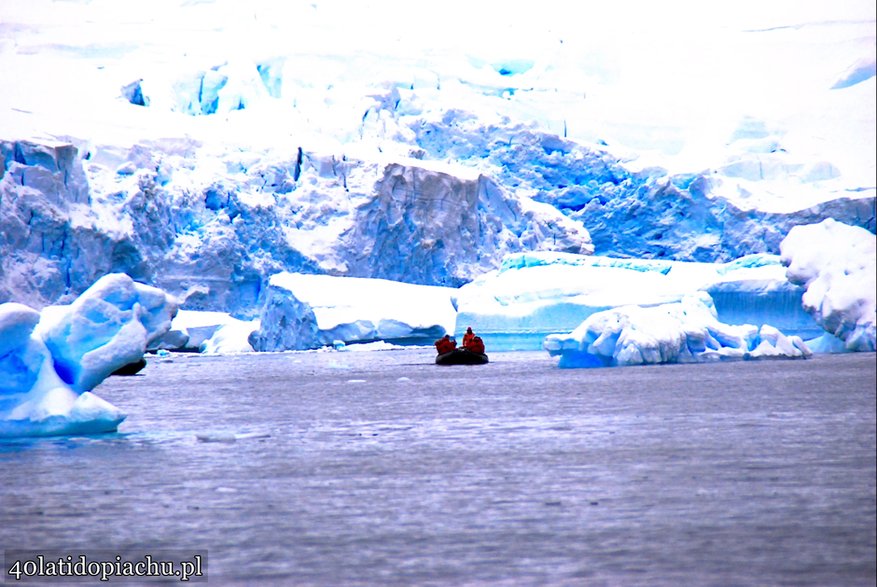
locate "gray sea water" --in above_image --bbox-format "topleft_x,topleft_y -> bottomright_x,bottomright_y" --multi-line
2,350 -> 875,586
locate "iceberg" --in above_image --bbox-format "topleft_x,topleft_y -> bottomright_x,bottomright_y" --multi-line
543,293 -> 811,368
38,274 -> 178,392
780,219 -> 876,351
152,310 -> 260,354
249,272 -> 456,351
0,274 -> 177,438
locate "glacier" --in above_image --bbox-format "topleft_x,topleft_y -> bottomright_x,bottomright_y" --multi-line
0,0 -> 874,370
0,137 -> 594,312
0,273 -> 176,438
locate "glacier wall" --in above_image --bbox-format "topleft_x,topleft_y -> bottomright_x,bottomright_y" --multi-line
0,140 -> 115,307
339,162 -> 592,286
2,2 -> 874,329
408,124 -> 876,262
1,136 -> 594,312
391,99 -> 876,258
574,180 -> 876,262
2,57 -> 874,317
5,130 -> 873,318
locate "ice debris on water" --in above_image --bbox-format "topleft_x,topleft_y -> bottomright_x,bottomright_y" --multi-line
195,431 -> 271,443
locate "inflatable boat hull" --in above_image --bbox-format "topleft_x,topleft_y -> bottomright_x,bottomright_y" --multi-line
435,349 -> 489,365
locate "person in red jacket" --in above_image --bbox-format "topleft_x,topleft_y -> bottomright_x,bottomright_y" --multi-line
468,335 -> 485,355
434,334 -> 456,355
462,326 -> 475,349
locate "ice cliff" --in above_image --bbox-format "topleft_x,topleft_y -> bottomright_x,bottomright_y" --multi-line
0,137 -> 593,312
0,140 -> 105,305
249,272 -> 456,351
3,134 -> 871,318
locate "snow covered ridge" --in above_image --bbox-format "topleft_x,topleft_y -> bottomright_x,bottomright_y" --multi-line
543,294 -> 812,369
0,274 -> 177,438
780,219 -> 876,351
249,272 -> 456,352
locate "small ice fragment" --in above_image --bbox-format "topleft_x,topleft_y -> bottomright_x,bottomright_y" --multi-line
196,432 -> 237,443
235,432 -> 271,440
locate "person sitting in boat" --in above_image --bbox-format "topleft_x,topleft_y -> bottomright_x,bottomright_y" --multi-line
434,334 -> 457,355
462,326 -> 476,349
468,335 -> 485,355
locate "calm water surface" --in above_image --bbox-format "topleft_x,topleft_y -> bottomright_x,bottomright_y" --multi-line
1,350 -> 875,586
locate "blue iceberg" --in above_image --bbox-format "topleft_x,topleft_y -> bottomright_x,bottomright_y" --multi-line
1,274 -> 177,438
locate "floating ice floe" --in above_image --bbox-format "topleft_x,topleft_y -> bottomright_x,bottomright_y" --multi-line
0,274 -> 177,437
249,272 -> 457,351
152,310 -> 260,354
780,219 -> 876,352
543,293 -> 811,368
